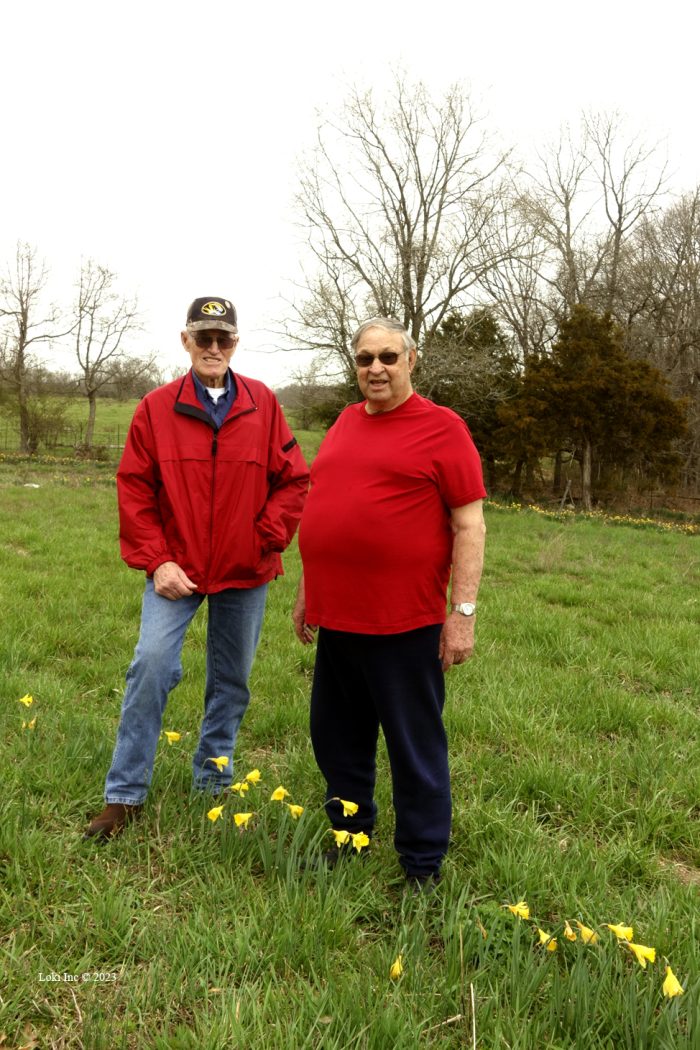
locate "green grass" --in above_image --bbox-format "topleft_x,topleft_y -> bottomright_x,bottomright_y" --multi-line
0,397 -> 142,453
1,469 -> 699,1048
59,396 -> 142,430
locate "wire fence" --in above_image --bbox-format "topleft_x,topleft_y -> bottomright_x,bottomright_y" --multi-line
0,422 -> 127,454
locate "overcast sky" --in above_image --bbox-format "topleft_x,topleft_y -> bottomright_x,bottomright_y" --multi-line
2,0 -> 699,387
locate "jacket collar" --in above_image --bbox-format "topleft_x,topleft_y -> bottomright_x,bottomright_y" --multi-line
174,369 -> 258,425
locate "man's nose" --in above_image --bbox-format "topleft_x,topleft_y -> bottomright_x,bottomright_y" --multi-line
368,357 -> 385,373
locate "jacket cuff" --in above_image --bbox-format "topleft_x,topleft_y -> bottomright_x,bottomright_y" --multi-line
146,554 -> 174,576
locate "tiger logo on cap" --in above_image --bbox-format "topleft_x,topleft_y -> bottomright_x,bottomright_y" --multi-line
201,301 -> 227,316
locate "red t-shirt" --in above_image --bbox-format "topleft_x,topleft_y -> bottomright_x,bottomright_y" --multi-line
299,393 -> 486,634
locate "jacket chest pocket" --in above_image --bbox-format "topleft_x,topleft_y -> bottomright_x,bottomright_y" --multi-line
217,444 -> 267,467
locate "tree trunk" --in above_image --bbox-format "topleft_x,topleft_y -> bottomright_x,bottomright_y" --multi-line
511,457 -> 525,499
525,458 -> 536,493
484,453 -> 497,492
581,439 -> 593,511
552,449 -> 563,494
18,389 -> 31,453
85,392 -> 97,449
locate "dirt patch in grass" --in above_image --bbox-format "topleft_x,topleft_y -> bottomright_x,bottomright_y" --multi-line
659,855 -> 700,887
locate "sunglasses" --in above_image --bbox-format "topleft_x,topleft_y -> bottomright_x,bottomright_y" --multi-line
354,349 -> 406,367
192,332 -> 236,350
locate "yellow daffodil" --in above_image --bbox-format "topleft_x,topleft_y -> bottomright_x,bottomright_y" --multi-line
234,812 -> 253,828
163,731 -> 181,745
231,782 -> 250,796
351,831 -> 370,852
563,921 -> 577,942
537,928 -> 557,952
575,921 -> 599,944
208,756 -> 229,771
18,694 -> 33,707
270,786 -> 290,801
207,805 -> 224,822
505,901 -> 530,920
287,804 -> 304,819
331,829 -> 351,846
625,942 -> 656,969
606,923 -> 633,942
245,769 -> 261,784
389,955 -> 403,979
332,797 -> 359,817
662,965 -> 684,998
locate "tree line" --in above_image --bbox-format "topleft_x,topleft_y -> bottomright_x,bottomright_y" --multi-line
0,246 -> 162,453
284,79 -> 699,509
4,80 -> 698,508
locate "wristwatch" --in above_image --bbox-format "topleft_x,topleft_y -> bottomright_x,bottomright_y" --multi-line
452,602 -> 476,617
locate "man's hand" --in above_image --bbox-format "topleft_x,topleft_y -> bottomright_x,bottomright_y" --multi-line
153,561 -> 198,600
292,576 -> 317,644
438,611 -> 475,671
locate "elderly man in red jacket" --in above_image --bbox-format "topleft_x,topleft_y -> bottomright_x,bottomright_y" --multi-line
85,297 -> 309,840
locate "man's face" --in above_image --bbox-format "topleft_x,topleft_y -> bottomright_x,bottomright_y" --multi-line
181,327 -> 239,387
355,327 -> 416,413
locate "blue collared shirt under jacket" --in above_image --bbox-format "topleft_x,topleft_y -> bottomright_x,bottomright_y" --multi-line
191,368 -> 237,428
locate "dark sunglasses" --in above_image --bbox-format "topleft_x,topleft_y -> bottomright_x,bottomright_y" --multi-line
354,349 -> 406,367
192,332 -> 236,350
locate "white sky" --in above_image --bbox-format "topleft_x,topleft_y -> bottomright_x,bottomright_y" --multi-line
2,0 -> 699,387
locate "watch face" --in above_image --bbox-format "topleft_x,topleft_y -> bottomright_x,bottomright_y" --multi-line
455,602 -> 476,616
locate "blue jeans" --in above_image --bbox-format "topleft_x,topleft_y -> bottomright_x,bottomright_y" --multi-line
105,579 -> 268,804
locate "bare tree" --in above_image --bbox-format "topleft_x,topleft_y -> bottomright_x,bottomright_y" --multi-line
476,193 -> 553,360
72,261 -> 145,448
289,78 -> 513,371
100,355 -> 164,400
516,125 -> 605,313
620,189 -> 700,487
506,116 -> 667,329
280,357 -> 356,428
584,112 -> 667,314
0,242 -> 70,452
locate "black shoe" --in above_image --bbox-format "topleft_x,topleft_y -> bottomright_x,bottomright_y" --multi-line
301,838 -> 371,872
405,873 -> 441,896
320,847 -> 345,869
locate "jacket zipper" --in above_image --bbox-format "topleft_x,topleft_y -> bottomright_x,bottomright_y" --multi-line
201,408 -> 257,590
173,375 -> 258,591
203,431 -> 218,591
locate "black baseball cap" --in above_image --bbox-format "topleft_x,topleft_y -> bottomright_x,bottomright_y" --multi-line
186,297 -> 238,332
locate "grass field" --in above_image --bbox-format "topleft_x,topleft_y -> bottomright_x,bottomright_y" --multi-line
1,445 -> 699,1048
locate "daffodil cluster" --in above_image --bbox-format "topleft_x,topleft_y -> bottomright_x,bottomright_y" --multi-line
17,693 -> 38,731
327,797 -> 370,854
503,901 -> 684,998
202,764 -> 305,828
489,501 -> 698,536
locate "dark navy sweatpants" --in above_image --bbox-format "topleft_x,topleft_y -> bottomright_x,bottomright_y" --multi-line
310,624 -> 451,877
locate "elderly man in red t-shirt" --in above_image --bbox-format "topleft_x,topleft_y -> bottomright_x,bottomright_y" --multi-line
292,317 -> 486,890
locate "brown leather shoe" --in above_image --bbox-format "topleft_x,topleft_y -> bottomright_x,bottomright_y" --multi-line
83,803 -> 143,841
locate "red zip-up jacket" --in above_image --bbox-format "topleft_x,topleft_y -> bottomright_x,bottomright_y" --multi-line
116,370 -> 309,593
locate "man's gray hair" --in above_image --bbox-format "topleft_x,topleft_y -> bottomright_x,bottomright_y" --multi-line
350,318 -> 417,354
